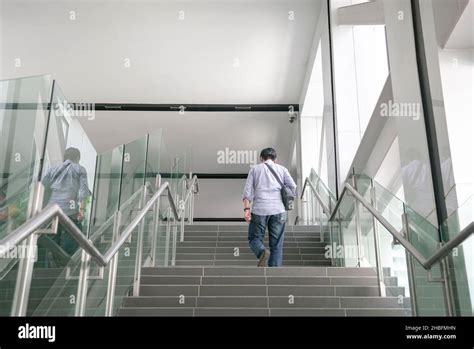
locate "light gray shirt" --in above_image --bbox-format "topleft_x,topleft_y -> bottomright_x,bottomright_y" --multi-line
242,160 -> 297,216
42,160 -> 91,216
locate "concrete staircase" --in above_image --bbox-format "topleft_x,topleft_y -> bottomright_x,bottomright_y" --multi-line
173,224 -> 331,267
119,224 -> 412,317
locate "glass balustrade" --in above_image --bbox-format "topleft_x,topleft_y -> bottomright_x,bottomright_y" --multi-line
0,75 -> 53,316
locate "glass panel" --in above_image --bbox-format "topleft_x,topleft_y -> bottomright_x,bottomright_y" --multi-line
0,75 -> 53,240
88,145 -> 124,239
441,197 -> 474,316
376,222 -> 413,316
38,82 -> 95,267
28,239 -> 80,316
0,257 -> 19,316
83,189 -> 143,316
310,169 -> 337,213
120,136 -> 147,205
300,0 -> 338,196
111,225 -> 141,316
448,234 -> 474,316
371,180 -> 405,234
418,0 -> 474,218
170,156 -> 182,201
153,198 -> 170,267
411,260 -> 447,316
330,0 -> 439,226
404,205 -> 439,259
403,205 -> 447,316
81,145 -> 125,315
145,129 -> 163,185
83,212 -> 118,316
332,194 -> 359,267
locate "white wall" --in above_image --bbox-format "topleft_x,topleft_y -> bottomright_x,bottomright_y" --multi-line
194,178 -> 247,218
438,48 -> 474,207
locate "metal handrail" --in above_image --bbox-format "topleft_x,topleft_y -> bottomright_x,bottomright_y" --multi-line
302,177 -> 474,271
424,221 -> 474,269
178,175 -> 199,242
301,177 -> 331,215
0,181 -> 179,267
310,168 -> 336,202
182,175 -> 199,207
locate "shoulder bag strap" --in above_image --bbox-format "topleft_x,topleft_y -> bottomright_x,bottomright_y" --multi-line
264,163 -> 285,188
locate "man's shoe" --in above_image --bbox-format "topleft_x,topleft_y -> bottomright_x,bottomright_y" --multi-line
258,249 -> 270,267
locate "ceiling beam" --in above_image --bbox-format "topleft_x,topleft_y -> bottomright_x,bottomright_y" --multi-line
337,0 -> 385,26
70,103 -> 299,112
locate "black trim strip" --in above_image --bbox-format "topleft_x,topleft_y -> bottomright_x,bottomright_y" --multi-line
0,103 -> 299,112
327,0 -> 340,199
94,173 -> 248,179
411,0 -> 448,225
193,173 -> 248,179
194,218 -> 245,222
37,80 -> 56,182
70,103 -> 299,112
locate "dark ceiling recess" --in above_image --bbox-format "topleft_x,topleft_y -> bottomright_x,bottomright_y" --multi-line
70,103 -> 299,112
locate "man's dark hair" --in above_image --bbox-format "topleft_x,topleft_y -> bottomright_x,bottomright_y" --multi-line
64,147 -> 81,163
260,148 -> 277,161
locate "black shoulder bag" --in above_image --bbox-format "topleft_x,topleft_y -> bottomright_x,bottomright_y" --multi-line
264,163 -> 295,211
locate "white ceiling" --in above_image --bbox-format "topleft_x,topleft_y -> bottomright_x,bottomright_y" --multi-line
79,111 -> 296,172
0,0 -> 321,104
0,0 -> 322,174
445,1 -> 474,49
432,0 -> 473,49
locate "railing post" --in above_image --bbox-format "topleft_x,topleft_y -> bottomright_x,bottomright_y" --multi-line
304,189 -> 311,225
370,180 -> 386,298
338,210 -> 344,267
402,210 -> 418,316
190,188 -> 195,225
11,182 -> 44,316
105,211 -> 121,316
440,257 -> 455,316
351,172 -> 363,267
171,218 -> 178,266
180,179 -> 186,242
133,186 -> 147,297
151,175 -> 162,266
316,201 -> 324,242
164,207 -> 171,267
75,248 -> 91,316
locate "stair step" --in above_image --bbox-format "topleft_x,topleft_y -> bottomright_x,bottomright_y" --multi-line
174,260 -> 332,267
175,247 -> 327,254
340,297 -> 411,309
269,308 -> 345,316
177,242 -> 328,248
345,308 -> 412,316
195,308 -> 269,317
118,308 -> 194,316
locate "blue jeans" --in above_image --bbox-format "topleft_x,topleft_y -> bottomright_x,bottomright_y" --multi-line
248,212 -> 287,267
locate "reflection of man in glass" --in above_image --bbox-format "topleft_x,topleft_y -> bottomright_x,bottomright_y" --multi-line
42,148 -> 91,255
0,190 -> 8,231
440,146 -> 456,215
401,148 -> 432,218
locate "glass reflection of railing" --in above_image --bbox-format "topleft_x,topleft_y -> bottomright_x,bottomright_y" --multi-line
1,75 -> 199,317
301,168 -> 474,316
310,169 -> 336,212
